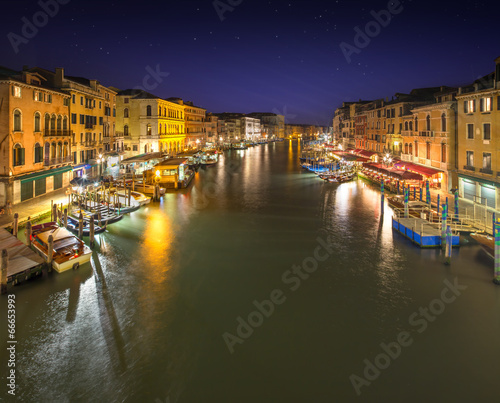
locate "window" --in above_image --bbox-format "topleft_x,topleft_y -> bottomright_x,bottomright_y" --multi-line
441,144 -> 446,163
34,112 -> 41,132
34,143 -> 43,163
441,113 -> 446,132
80,114 -> 85,125
426,142 -> 431,159
133,145 -> 138,151
13,144 -> 25,166
34,91 -> 41,101
13,110 -> 22,131
464,99 -> 475,113
466,151 -> 474,167
146,105 -> 152,116
146,124 -> 152,135
483,153 -> 492,171
414,117 -> 418,131
47,94 -> 52,103
113,108 -> 115,117
467,124 -> 474,139
124,125 -> 129,136
483,123 -> 491,140
72,94 -> 75,104
124,98 -> 129,104
71,113 -> 77,124
124,108 -> 129,118
63,117 -> 68,131
80,96 -> 84,105
13,86 -> 21,97
426,115 -> 431,131
99,117 -> 103,125
480,97 -> 492,112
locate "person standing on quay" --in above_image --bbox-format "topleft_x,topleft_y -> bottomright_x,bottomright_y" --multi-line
6,200 -> 12,215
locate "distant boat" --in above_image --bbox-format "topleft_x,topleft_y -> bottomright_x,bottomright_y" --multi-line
64,216 -> 107,236
232,142 -> 248,150
31,223 -> 92,272
201,150 -> 218,166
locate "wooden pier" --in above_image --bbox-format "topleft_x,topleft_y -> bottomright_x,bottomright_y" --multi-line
0,228 -> 45,292
392,216 -> 460,248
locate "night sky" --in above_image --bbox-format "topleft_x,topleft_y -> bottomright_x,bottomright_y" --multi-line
1,0 -> 498,125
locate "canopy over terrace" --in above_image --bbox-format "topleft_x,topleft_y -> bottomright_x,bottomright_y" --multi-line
120,152 -> 168,175
363,163 -> 423,181
331,151 -> 370,162
393,161 -> 444,187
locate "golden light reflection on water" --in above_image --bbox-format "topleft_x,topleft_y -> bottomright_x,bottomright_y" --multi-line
140,208 -> 174,280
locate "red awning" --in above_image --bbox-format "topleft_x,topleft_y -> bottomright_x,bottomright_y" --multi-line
394,162 -> 442,177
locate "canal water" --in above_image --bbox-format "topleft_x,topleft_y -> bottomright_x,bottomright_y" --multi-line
1,141 -> 499,402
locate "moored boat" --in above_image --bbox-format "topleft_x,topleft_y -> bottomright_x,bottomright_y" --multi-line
31,223 -> 92,273
470,233 -> 494,259
64,216 -> 107,236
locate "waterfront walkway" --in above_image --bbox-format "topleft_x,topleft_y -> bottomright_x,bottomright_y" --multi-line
0,188 -> 71,229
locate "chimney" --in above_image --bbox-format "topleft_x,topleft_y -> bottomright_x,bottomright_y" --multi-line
55,67 -> 64,88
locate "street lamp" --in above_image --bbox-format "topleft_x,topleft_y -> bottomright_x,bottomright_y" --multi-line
383,153 -> 392,168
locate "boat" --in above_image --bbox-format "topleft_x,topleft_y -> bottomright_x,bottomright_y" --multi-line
201,150 -> 218,166
64,216 -> 107,236
71,207 -> 124,225
116,180 -> 166,197
106,189 -> 151,206
31,223 -> 92,273
470,233 -> 494,259
232,142 -> 248,150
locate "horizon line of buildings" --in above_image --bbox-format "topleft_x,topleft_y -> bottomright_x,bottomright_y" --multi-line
332,56 -> 500,211
0,64 -> 326,206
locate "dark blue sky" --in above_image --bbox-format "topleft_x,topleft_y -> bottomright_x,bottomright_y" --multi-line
1,0 -> 498,125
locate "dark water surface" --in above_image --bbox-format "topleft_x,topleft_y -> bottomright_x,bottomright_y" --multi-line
1,141 -> 499,402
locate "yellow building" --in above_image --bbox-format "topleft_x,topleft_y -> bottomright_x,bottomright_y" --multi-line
33,67 -> 117,177
0,67 -> 73,206
456,57 -> 500,210
182,100 -> 206,148
116,90 -> 185,156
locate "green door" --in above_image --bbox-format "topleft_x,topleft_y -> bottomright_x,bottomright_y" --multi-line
21,181 -> 33,202
34,178 -> 46,197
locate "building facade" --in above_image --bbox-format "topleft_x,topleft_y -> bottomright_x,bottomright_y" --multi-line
0,67 -> 73,206
247,113 -> 285,139
183,101 -> 206,148
456,58 -> 500,210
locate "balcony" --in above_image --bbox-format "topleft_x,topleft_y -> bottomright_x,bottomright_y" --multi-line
44,129 -> 71,137
401,131 -> 413,136
463,165 -> 475,172
419,131 -> 434,137
44,156 -> 73,166
433,131 -> 448,138
115,131 -> 124,139
480,168 -> 493,175
140,134 -> 159,140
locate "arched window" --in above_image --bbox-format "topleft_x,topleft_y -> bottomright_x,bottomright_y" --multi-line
442,144 -> 447,163
34,112 -> 41,132
34,143 -> 43,163
146,105 -> 152,116
50,115 -> 56,131
57,142 -> 63,158
414,117 -> 418,132
63,116 -> 68,131
405,143 -> 409,154
124,108 -> 129,118
158,107 -> 162,116
426,115 -> 431,131
13,110 -> 22,131
146,124 -> 152,135
44,113 -> 50,133
124,125 -> 129,136
441,113 -> 446,132
13,144 -> 25,166
164,108 -> 166,117
57,115 -> 62,132
63,142 -> 69,158
51,142 -> 56,159
409,143 -> 413,155
409,121 -> 413,131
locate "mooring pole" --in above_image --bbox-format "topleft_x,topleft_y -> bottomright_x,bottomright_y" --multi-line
52,204 -> 58,224
454,190 -> 459,220
404,187 -> 409,218
89,216 -> 95,248
437,194 -> 440,214
128,187 -> 132,207
419,187 -> 423,202
50,199 -> 54,221
1,249 -> 8,294
441,203 -> 447,249
445,225 -> 452,265
78,212 -> 83,239
380,180 -> 385,215
63,208 -> 68,228
494,218 -> 500,285
13,213 -> 19,238
25,221 -> 32,248
47,235 -> 54,272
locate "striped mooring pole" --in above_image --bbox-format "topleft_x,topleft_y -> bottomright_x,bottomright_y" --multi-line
445,225 -> 452,265
413,186 -> 416,201
437,194 -> 441,214
494,217 -> 500,285
396,180 -> 399,195
426,180 -> 431,204
381,180 -> 385,216
454,191 -> 459,219
441,203 -> 447,249
404,187 -> 409,218
419,187 -> 423,202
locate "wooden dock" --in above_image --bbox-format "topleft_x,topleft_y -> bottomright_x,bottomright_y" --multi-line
392,217 -> 460,248
0,228 -> 46,290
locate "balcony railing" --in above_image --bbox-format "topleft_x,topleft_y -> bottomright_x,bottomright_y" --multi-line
479,168 -> 493,175
463,165 -> 475,172
115,131 -> 125,138
44,156 -> 73,166
419,131 -> 434,137
44,129 -> 71,136
433,131 -> 448,138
